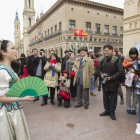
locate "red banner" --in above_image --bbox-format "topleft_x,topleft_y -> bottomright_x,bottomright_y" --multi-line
74,29 -> 88,37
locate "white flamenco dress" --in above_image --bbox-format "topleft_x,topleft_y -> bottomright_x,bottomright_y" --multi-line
0,65 -> 31,140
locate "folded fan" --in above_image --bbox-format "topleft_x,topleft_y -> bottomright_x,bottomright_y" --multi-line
6,77 -> 48,98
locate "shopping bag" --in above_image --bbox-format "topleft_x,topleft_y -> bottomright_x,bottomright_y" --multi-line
125,72 -> 135,87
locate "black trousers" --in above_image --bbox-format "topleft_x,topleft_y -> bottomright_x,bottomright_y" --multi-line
57,95 -> 70,108
70,78 -> 77,98
103,88 -> 118,116
48,87 -> 55,102
94,75 -> 102,90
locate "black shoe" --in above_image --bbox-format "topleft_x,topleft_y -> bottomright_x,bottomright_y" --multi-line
33,98 -> 39,102
110,115 -> 116,120
74,104 -> 83,108
127,109 -> 132,114
58,102 -> 62,106
41,102 -> 47,106
98,89 -> 101,91
100,111 -> 110,116
85,106 -> 88,110
48,96 -> 51,99
51,101 -> 55,105
132,110 -> 136,115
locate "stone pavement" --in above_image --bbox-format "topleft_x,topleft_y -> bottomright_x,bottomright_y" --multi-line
22,87 -> 140,140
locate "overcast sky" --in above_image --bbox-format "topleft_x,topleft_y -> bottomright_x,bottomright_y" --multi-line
0,0 -> 124,43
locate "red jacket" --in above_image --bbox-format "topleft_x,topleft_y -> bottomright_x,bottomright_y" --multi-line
94,56 -> 98,66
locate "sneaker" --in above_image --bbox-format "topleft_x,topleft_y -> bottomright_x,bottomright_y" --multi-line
135,124 -> 140,135
132,110 -> 136,115
90,93 -> 96,96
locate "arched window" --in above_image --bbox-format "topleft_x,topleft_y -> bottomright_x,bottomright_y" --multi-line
29,18 -> 31,26
29,0 -> 31,7
17,37 -> 19,41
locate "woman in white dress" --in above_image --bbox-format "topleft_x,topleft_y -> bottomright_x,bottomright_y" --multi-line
0,40 -> 34,140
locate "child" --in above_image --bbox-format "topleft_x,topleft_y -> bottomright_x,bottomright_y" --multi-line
57,70 -> 71,108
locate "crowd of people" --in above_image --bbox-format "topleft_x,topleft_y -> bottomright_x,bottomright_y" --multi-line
0,39 -> 140,140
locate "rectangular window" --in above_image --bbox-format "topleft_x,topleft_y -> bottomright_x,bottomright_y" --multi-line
94,47 -> 101,54
29,18 -> 31,26
120,27 -> 123,36
51,27 -> 53,33
29,0 -> 31,7
69,20 -> 75,29
45,31 -> 46,36
59,22 -> 62,30
86,22 -> 91,31
112,26 -> 117,35
104,25 -> 109,34
48,29 -> 49,35
95,24 -> 100,34
55,25 -> 57,32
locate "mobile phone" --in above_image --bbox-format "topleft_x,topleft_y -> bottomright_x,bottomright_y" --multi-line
40,52 -> 42,56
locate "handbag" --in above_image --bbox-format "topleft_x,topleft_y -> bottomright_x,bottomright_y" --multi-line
58,90 -> 71,100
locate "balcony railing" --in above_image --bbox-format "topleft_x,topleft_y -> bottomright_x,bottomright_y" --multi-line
43,30 -> 62,40
95,31 -> 102,34
29,30 -> 62,46
69,28 -> 75,32
112,33 -> 118,36
104,32 -> 110,35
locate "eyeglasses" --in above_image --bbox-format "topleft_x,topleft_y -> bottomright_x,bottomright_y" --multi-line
103,50 -> 110,53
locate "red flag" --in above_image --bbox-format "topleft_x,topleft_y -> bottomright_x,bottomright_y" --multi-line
74,29 -> 88,37
74,29 -> 83,36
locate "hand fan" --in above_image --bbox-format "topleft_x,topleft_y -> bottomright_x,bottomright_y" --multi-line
6,77 -> 48,98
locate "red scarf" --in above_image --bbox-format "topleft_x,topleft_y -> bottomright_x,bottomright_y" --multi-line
50,59 -> 56,64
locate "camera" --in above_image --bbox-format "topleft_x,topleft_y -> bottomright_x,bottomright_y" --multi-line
102,73 -> 109,85
40,52 -> 42,56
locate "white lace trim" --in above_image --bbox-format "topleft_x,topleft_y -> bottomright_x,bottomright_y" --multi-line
0,88 -> 9,96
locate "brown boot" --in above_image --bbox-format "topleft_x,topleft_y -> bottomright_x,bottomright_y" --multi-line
90,93 -> 96,96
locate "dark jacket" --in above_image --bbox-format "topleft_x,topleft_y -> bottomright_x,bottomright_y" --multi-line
61,56 -> 69,72
11,60 -> 20,76
27,55 -> 36,76
18,57 -> 28,76
99,55 -> 124,91
32,56 -> 47,78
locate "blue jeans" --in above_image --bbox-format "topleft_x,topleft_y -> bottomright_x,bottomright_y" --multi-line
90,75 -> 95,93
137,95 -> 140,123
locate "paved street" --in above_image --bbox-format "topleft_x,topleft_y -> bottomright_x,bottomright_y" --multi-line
22,87 -> 140,140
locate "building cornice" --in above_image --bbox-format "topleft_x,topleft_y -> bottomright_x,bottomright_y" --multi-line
28,0 -> 123,34
124,13 -> 140,21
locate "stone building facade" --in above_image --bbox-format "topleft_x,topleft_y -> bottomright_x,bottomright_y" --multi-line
124,0 -> 140,56
15,0 -> 123,58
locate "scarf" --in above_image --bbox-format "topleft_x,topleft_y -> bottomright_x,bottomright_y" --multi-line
50,59 -> 56,76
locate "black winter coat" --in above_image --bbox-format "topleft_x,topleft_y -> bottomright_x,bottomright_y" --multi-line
99,55 -> 124,91
32,56 -> 47,78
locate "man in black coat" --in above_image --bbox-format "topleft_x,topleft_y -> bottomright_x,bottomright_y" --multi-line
61,50 -> 69,72
27,48 -> 38,76
11,60 -> 20,76
32,49 -> 47,105
99,45 -> 124,121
